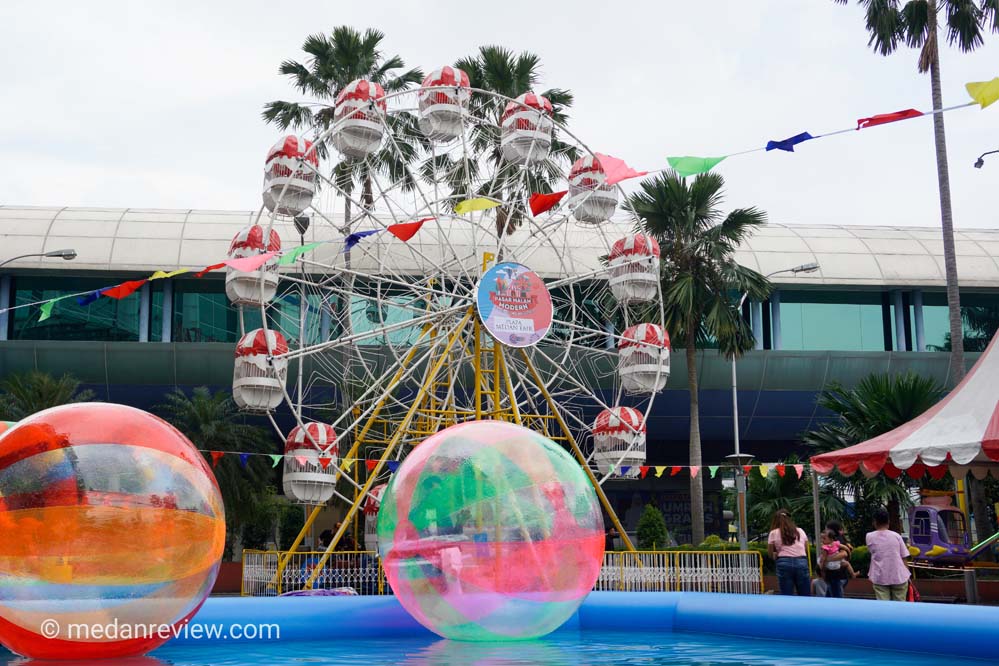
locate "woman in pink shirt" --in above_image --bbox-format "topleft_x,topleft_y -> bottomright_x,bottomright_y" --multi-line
865,508 -> 911,601
767,510 -> 810,596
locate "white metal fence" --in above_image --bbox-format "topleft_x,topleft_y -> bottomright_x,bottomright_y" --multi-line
241,550 -> 386,596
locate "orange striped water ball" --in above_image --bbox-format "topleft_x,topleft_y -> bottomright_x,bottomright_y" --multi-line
0,403 -> 225,660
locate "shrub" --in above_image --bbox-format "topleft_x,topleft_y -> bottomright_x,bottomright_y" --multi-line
850,546 -> 870,576
636,504 -> 670,550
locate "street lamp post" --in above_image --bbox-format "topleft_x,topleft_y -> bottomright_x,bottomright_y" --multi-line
973,149 -> 998,168
728,261 -> 819,550
0,249 -> 77,269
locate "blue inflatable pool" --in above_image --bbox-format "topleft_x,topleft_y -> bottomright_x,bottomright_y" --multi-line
167,592 -> 997,662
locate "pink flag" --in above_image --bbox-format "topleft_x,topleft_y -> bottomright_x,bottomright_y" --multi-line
295,455 -> 309,467
223,252 -> 277,273
596,153 -> 648,185
690,465 -> 700,478
793,464 -> 804,479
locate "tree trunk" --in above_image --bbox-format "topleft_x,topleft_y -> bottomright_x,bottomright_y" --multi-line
968,476 -> 997,544
686,328 -> 705,545
887,496 -> 903,534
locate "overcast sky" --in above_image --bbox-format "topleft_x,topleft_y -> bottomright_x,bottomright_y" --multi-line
1,1 -> 996,229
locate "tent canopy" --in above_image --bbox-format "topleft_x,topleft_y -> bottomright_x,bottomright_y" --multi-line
810,333 -> 999,479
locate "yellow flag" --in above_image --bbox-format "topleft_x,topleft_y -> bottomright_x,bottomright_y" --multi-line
654,466 -> 666,478
149,268 -> 191,281
758,464 -> 770,477
454,197 -> 501,215
966,77 -> 999,109
342,458 -> 355,472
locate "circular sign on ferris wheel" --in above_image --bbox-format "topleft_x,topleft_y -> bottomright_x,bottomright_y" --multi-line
476,262 -> 554,348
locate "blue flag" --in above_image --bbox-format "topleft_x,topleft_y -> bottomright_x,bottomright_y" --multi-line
239,453 -> 250,468
386,460 -> 400,473
766,131 -> 814,152
76,290 -> 106,306
343,229 -> 379,253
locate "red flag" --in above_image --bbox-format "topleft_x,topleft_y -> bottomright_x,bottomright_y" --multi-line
101,279 -> 147,300
209,451 -> 224,468
775,464 -> 786,478
195,263 -> 226,278
639,465 -> 650,479
365,459 -> 378,472
743,465 -> 752,475
595,153 -> 648,185
318,456 -> 333,470
670,466 -> 681,476
387,217 -> 434,242
856,109 -> 922,130
529,191 -> 568,216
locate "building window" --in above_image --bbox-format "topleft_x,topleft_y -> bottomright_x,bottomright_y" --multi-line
922,292 -> 999,352
9,276 -> 142,341
777,291 -> 888,351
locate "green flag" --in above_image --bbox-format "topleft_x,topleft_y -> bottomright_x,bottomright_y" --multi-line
277,241 -> 324,266
269,454 -> 283,468
708,465 -> 720,478
38,300 -> 56,322
667,156 -> 726,178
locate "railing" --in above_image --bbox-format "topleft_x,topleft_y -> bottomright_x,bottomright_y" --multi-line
241,550 -> 386,597
595,550 -> 764,594
242,549 -> 764,596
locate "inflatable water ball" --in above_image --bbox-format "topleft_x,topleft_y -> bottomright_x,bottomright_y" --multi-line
0,403 -> 225,660
377,420 -> 604,641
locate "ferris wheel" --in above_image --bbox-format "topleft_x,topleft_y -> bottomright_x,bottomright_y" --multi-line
226,67 -> 670,555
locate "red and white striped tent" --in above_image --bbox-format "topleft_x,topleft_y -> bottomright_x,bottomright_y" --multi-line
811,332 -> 999,480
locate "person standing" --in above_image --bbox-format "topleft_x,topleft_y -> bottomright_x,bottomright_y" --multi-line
866,508 -> 911,601
768,510 -> 810,596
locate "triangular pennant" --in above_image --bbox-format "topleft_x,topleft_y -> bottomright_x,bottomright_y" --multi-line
709,465 -> 719,478
639,465 -> 650,479
269,454 -> 283,468
238,453 -> 250,468
667,155 -> 726,178
966,77 -> 999,109
654,466 -> 666,478
765,131 -> 814,152
149,268 -> 191,281
619,465 -> 631,476
689,465 -> 700,478
776,463 -> 786,477
454,197 -> 501,215
387,217 -> 434,241
38,299 -> 60,322
223,252 -> 277,273
209,451 -> 225,468
276,241 -> 324,266
343,230 -> 380,252
343,459 -> 355,472
529,190 -> 568,216
759,464 -> 770,477
793,464 -> 804,479
856,109 -> 922,130
101,279 -> 148,300
743,465 -> 752,475
595,153 -> 648,185
670,466 -> 681,476
295,455 -> 309,467
318,456 -> 333,470
194,262 -> 226,278
609,464 -> 616,474
76,290 -> 106,306
386,460 -> 400,473
365,459 -> 378,472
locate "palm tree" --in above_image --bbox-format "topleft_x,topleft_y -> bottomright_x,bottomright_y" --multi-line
834,0 -> 997,384
628,171 -> 771,544
157,388 -> 279,557
0,371 -> 95,420
804,371 -> 945,536
452,46 -> 578,237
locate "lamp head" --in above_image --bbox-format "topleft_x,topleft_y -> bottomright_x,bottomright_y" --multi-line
791,262 -> 820,274
974,158 -> 985,169
45,249 -> 77,260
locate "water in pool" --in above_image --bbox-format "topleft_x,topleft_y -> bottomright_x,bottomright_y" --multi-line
0,631 -> 969,665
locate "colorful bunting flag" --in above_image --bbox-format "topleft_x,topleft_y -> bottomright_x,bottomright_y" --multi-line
759,464 -> 770,477
76,290 -> 105,307
709,466 -> 719,478
365,459 -> 378,472
670,466 -> 681,477
386,460 -> 400,473
276,241 -> 323,266
387,217 -> 434,241
654,466 -> 666,478
765,132 -> 814,152
529,191 -> 568,216
856,109 -> 922,130
776,463 -> 786,477
238,453 -> 250,468
667,156 -> 726,178
690,466 -> 700,478
319,456 -> 333,470
101,279 -> 147,300
639,465 -> 650,479
343,459 -> 355,472
966,77 -> 999,109
595,153 -> 648,185
38,297 -> 68,322
295,455 -> 308,467
195,262 -> 226,278
210,451 -> 224,468
343,230 -> 379,252
269,454 -> 283,468
224,252 -> 277,273
149,268 -> 190,281
743,465 -> 752,475
454,197 -> 501,215
620,466 -> 631,476
793,464 -> 804,479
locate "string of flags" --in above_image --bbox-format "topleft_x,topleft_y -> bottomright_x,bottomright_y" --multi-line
201,448 -> 403,474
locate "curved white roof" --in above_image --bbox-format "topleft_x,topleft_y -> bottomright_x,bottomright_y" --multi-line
1,205 -> 997,288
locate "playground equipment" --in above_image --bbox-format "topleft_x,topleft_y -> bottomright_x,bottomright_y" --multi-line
909,490 -> 999,565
